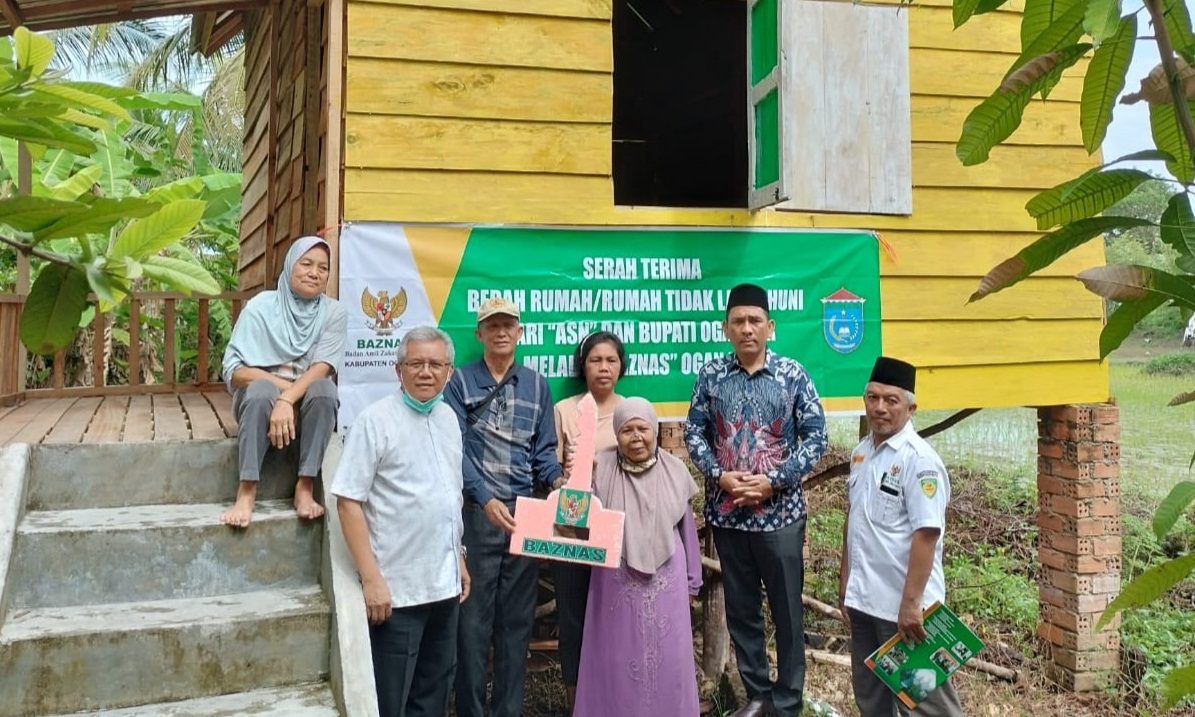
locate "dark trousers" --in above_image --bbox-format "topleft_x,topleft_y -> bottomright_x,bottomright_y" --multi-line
454,502 -> 539,717
551,561 -> 591,687
232,377 -> 338,480
370,597 -> 459,717
713,519 -> 807,717
848,608 -> 965,717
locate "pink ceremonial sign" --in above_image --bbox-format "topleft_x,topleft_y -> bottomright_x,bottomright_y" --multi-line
509,393 -> 625,568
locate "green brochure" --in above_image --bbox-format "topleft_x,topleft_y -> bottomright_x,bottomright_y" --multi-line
865,602 -> 984,709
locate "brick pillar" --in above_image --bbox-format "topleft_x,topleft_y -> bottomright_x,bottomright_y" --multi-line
1036,404 -> 1122,691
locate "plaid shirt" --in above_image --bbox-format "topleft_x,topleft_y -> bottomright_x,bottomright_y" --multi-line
446,360 -> 562,506
685,351 -> 827,531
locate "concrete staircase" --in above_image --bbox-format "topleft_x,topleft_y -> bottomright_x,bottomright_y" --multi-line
0,441 -> 340,717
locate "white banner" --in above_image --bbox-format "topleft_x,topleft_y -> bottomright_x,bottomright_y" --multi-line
337,223 -> 437,431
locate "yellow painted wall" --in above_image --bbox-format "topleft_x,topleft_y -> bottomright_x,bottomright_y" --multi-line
341,0 -> 1111,411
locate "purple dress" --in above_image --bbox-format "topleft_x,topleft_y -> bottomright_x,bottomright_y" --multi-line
573,509 -> 703,717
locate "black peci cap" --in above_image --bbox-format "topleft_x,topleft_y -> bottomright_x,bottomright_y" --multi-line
727,283 -> 769,312
869,356 -> 916,393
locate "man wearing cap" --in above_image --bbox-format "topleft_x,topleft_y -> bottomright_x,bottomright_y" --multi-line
839,357 -> 963,717
686,282 -> 828,717
446,296 -> 563,717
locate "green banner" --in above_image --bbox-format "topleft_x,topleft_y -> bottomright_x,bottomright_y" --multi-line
437,227 -> 881,414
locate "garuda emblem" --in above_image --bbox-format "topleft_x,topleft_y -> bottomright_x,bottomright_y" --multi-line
360,286 -> 407,336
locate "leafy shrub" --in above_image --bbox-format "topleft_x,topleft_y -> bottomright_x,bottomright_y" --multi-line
945,545 -> 1037,640
1144,352 -> 1195,377
1136,305 -> 1188,340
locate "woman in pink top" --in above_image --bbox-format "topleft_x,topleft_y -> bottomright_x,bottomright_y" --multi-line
551,331 -> 626,714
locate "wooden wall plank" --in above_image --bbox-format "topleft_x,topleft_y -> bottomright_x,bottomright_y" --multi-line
911,142 -> 1098,190
866,3 -> 912,214
882,277 -> 1102,320
345,114 -> 610,174
908,5 -> 1021,52
346,58 -> 611,123
911,361 -> 1110,411
911,95 -> 1081,145
353,0 -> 613,19
877,230 -> 1106,277
911,48 -> 1084,101
818,1 -> 876,211
347,4 -> 612,72
885,318 -> 1103,367
344,169 -> 1047,231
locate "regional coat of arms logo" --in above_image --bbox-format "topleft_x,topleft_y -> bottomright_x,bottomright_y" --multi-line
360,286 -> 408,335
821,287 -> 865,354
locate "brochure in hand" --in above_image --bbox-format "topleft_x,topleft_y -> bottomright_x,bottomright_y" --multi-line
865,601 -> 984,709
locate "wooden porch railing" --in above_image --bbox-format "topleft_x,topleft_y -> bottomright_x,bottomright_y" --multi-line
0,291 -> 254,405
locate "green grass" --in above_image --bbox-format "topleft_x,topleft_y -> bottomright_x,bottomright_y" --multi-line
1144,352 -> 1195,377
1111,363 -> 1195,504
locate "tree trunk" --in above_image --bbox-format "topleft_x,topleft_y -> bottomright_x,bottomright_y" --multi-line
701,532 -> 730,680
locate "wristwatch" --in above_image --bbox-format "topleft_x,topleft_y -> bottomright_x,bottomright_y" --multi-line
460,545 -> 468,560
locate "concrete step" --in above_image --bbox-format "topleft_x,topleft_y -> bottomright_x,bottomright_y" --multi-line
0,587 -> 331,717
7,499 -> 323,610
27,440 -> 305,511
40,682 -> 339,717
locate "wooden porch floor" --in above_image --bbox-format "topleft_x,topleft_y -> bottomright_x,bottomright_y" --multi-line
0,392 -> 238,447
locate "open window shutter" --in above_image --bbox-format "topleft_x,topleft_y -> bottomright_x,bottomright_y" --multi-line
775,1 -> 912,215
747,0 -> 789,209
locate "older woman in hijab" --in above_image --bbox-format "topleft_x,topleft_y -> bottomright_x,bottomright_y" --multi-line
552,330 -> 627,713
219,236 -> 347,528
573,397 -> 702,717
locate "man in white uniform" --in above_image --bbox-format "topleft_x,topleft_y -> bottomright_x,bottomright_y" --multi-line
332,326 -> 472,717
838,356 -> 964,717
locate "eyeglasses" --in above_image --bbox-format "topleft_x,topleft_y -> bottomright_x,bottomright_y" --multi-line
401,360 -> 452,373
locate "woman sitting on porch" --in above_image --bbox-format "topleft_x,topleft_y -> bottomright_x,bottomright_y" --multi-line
574,397 -> 702,717
219,236 -> 347,528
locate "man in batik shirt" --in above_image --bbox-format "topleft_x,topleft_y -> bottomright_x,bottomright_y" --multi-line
686,283 -> 827,717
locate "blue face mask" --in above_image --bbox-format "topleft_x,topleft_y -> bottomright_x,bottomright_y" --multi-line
402,390 -> 443,414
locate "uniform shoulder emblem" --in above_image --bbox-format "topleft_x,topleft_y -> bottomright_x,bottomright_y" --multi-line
918,471 -> 940,498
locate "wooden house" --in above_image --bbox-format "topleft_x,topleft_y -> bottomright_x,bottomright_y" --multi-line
0,0 -> 1121,698
235,0 -> 1110,412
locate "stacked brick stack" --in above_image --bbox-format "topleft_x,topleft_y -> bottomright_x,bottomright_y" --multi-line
658,421 -> 689,462
1035,404 -> 1122,692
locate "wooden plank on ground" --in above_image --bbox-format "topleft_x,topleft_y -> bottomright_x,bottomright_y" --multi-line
82,396 -> 130,443
42,397 -> 103,444
0,403 -> 20,423
153,394 -> 192,441
6,398 -> 78,445
123,395 -> 155,443
0,399 -> 56,445
180,392 -> 225,440
205,391 -> 239,438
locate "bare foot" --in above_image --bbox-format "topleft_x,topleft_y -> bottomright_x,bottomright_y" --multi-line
294,476 -> 326,520
220,480 -> 258,528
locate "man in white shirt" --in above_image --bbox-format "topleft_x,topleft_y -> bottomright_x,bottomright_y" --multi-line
332,326 -> 472,717
838,356 -> 964,717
